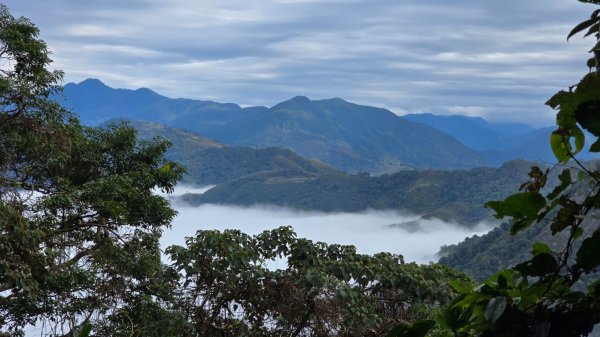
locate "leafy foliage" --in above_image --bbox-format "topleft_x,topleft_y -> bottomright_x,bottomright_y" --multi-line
0,6 -> 185,335
165,226 -> 470,337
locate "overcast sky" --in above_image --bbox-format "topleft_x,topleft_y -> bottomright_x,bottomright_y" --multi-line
4,0 -> 596,125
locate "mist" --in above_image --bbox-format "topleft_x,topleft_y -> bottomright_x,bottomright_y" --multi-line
160,186 -> 493,264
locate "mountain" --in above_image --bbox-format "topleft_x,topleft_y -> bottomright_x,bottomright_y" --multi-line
478,127 -> 556,165
61,79 -> 250,127
113,119 -> 533,226
404,113 -> 599,165
180,159 -> 535,226
60,79 -> 487,173
124,120 -> 341,185
210,96 -> 488,173
403,113 -> 535,151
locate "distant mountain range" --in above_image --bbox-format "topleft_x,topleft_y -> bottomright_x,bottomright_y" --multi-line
60,78 -> 597,173
60,79 -> 486,173
403,113 -> 537,152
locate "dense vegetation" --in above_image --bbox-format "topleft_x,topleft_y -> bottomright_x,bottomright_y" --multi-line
130,119 -> 341,185
3,0 -> 600,335
183,159 -> 534,226
438,223 -> 546,281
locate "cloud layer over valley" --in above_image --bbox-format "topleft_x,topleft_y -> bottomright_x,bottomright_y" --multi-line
160,187 -> 493,264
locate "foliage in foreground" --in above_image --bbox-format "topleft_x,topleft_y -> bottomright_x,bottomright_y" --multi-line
435,1 -> 600,336
161,226 -> 469,337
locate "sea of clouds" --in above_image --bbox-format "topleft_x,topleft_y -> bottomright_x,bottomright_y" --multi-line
159,185 -> 494,264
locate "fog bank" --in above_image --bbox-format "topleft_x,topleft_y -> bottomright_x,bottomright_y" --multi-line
161,188 -> 493,264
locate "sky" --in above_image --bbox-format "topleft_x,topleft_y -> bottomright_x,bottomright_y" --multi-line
4,0 -> 597,125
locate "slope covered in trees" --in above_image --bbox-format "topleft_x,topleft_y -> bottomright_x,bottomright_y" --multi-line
128,119 -> 341,185
182,160 -> 533,226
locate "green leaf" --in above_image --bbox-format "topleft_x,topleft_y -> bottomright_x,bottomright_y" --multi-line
572,227 -> 584,241
485,192 -> 546,219
514,253 -> 558,277
547,169 -> 572,199
550,126 -> 584,162
485,192 -> 547,234
573,126 -> 585,155
497,274 -> 508,289
550,126 -> 585,162
551,131 -> 571,162
77,322 -> 93,337
449,279 -> 472,293
576,230 -> 600,271
484,297 -> 507,323
531,243 -> 552,256
388,320 -> 435,337
568,17 -> 598,40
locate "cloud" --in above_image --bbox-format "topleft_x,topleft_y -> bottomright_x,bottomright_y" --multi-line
159,187 -> 493,264
3,0 -> 594,126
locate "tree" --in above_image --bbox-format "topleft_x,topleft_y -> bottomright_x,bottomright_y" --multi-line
166,226 -> 470,337
0,5 -> 185,335
441,1 -> 600,336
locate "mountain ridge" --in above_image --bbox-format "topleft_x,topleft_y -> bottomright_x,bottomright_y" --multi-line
60,78 -> 488,173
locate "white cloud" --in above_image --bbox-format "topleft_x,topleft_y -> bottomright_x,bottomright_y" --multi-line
162,202 -> 492,264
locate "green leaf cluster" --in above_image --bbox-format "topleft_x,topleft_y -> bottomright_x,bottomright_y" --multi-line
165,226 -> 470,337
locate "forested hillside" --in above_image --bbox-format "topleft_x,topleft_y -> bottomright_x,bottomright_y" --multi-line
182,160 -> 534,226
122,119 -> 528,226
128,119 -> 341,185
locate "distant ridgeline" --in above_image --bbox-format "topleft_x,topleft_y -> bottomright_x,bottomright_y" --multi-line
57,78 -> 581,174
